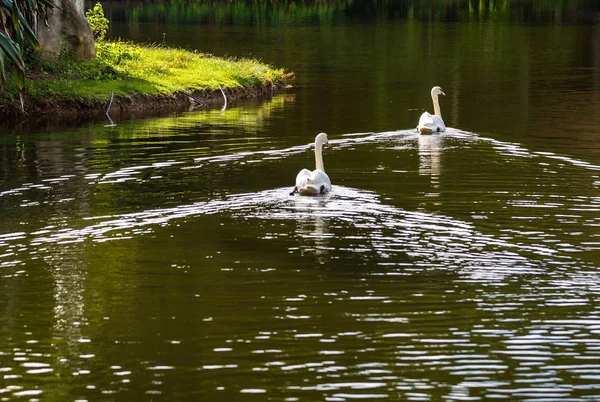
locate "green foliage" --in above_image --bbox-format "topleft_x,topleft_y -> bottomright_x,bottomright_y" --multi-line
0,0 -> 49,111
96,41 -> 141,65
86,2 -> 109,41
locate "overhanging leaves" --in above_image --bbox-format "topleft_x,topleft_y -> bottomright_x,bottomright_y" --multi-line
0,32 -> 24,68
0,51 -> 7,90
0,0 -> 51,112
10,0 -> 18,31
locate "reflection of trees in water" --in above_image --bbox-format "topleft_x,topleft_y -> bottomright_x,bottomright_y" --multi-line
36,239 -> 142,395
0,93 -> 295,184
594,24 -> 600,89
0,137 -> 39,182
105,0 -> 600,25
98,92 -> 295,141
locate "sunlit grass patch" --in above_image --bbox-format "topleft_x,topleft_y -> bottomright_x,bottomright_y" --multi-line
25,41 -> 291,101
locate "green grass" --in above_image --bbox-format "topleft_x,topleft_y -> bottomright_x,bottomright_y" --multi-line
24,41 -> 291,101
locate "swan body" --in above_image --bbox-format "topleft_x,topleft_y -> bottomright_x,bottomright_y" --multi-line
291,133 -> 332,196
417,86 -> 446,134
417,112 -> 445,134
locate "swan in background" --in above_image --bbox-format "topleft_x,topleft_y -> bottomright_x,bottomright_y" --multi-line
290,132 -> 332,196
417,86 -> 446,134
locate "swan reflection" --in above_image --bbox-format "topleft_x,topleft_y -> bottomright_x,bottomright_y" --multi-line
418,134 -> 443,197
294,213 -> 331,260
287,195 -> 333,261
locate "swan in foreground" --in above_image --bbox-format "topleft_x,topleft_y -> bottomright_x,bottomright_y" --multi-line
290,132 -> 332,196
417,86 -> 446,134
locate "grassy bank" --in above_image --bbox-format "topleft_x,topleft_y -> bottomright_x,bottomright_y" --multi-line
1,40 -> 292,118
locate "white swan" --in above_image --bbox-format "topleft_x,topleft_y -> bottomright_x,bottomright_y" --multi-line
417,86 -> 446,134
291,132 -> 332,196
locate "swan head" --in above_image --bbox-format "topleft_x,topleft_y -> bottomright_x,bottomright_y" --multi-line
431,86 -> 445,97
315,132 -> 331,149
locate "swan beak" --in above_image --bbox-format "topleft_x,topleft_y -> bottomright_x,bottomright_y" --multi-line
325,141 -> 332,148
440,90 -> 446,96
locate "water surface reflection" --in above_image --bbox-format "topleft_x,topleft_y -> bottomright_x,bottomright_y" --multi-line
3,0 -> 600,397
1,123 -> 599,399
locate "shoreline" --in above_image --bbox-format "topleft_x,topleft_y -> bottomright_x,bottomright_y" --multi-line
0,81 -> 289,130
0,39 -> 292,130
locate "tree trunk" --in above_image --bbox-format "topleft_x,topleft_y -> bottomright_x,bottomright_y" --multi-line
36,0 -> 95,61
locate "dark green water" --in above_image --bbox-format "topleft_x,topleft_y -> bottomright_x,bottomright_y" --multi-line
1,1 -> 600,400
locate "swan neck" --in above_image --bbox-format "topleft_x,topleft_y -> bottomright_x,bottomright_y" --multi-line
432,93 -> 442,118
315,142 -> 325,171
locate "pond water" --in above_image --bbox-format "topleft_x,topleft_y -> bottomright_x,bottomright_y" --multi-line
1,1 -> 600,400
